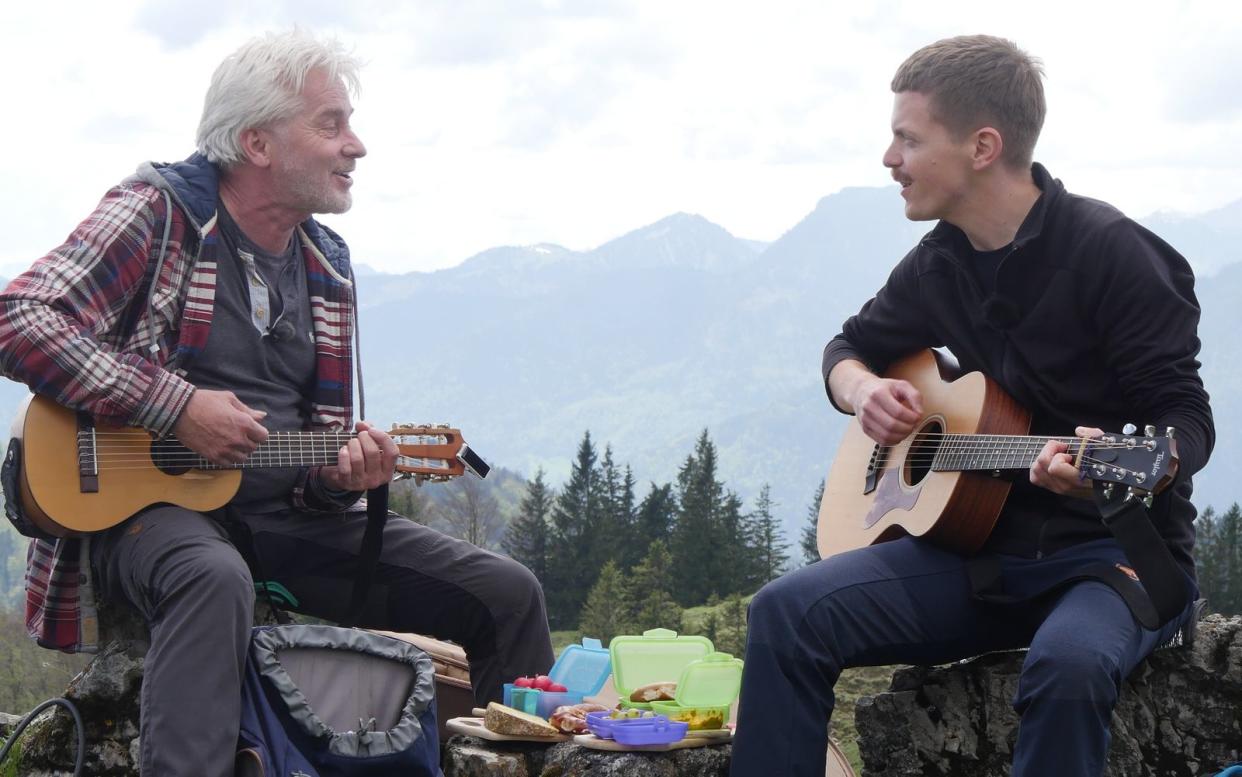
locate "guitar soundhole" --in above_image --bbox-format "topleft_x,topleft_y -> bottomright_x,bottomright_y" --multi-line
903,419 -> 943,488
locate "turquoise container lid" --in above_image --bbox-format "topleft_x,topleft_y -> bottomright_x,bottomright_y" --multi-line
548,637 -> 612,696
609,628 -> 714,698
674,651 -> 744,707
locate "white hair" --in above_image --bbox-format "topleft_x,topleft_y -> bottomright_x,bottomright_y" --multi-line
196,29 -> 362,167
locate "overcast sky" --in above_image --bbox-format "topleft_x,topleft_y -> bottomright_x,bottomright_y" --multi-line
3,1 -> 1240,275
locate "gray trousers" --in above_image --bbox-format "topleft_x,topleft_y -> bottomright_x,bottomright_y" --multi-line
93,505 -> 554,777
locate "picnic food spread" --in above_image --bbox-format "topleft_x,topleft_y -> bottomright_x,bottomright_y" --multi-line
461,630 -> 744,749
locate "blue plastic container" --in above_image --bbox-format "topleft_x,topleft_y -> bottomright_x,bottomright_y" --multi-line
502,637 -> 613,718
610,716 -> 688,746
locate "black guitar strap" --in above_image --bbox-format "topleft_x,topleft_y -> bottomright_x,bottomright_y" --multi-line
340,483 -> 389,628
1091,482 -> 1191,630
967,487 -> 1191,632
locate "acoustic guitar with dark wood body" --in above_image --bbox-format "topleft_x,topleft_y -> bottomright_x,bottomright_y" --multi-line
816,349 -> 1176,560
9,393 -> 489,538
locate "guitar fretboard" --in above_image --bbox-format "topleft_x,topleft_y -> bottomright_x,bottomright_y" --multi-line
929,435 -> 1094,472
159,431 -> 362,470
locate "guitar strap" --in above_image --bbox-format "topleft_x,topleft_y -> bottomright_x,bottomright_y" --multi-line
967,489 -> 1192,632
339,483 -> 389,628
221,485 -> 390,628
1090,483 -> 1192,630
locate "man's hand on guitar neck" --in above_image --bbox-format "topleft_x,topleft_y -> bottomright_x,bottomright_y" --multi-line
173,389 -> 269,465
1030,426 -> 1105,499
830,359 -> 924,445
318,421 -> 400,493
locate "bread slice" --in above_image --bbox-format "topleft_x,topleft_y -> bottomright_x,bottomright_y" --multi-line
483,702 -> 560,738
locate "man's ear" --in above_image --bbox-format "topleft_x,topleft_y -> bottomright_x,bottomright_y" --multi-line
238,127 -> 274,168
971,127 -> 1004,170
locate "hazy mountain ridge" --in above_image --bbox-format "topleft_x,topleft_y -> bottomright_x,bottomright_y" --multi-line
353,188 -> 1242,539
0,188 -> 1238,544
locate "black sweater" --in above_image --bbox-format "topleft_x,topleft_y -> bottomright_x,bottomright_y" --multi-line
821,164 -> 1214,577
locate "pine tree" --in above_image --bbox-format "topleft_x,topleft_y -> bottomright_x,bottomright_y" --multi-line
545,432 -> 600,629
700,609 -> 721,646
749,484 -> 790,587
594,447 -> 626,571
617,465 -> 639,570
714,593 -> 749,658
636,482 -> 676,552
579,560 -> 632,646
717,490 -> 752,596
800,480 -> 825,566
1218,503 -> 1242,615
502,469 -> 554,583
670,430 -> 727,605
628,540 -> 684,632
1195,506 -> 1224,614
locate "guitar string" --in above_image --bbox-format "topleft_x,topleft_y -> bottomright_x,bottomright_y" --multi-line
872,453 -> 1145,477
74,433 -> 452,471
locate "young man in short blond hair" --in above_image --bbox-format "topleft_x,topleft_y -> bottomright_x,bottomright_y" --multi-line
731,35 -> 1211,776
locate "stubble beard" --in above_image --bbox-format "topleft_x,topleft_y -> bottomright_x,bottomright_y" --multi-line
279,163 -> 353,216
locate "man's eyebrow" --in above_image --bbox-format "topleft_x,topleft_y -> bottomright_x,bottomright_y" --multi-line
313,106 -> 353,121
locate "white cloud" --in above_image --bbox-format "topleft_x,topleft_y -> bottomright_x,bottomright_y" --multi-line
2,0 -> 1240,275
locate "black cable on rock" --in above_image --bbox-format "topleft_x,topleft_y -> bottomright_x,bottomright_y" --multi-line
0,697 -> 85,776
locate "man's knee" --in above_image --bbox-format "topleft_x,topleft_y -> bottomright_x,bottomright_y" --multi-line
1019,641 -> 1122,706
165,541 -> 254,609
748,570 -> 830,646
489,554 -> 546,614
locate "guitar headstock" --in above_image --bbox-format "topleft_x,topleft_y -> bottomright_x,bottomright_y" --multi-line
387,424 -> 491,483
1078,425 -> 1178,505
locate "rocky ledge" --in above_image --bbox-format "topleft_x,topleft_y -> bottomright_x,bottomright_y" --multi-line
854,614 -> 1242,777
12,611 -> 1242,776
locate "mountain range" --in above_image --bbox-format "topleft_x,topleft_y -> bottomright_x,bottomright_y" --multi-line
1,184 -> 1238,544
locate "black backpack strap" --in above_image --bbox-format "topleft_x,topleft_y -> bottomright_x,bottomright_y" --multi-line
340,483 -> 389,628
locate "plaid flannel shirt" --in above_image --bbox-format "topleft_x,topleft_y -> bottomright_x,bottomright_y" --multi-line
0,154 -> 358,652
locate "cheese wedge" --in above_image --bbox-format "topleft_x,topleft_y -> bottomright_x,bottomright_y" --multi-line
483,702 -> 561,738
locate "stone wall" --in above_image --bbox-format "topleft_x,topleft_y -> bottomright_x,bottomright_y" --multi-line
854,614 -> 1242,777
11,612 -> 1242,775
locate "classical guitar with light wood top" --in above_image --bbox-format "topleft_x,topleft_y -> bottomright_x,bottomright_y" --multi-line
816,349 -> 1177,560
9,393 -> 489,537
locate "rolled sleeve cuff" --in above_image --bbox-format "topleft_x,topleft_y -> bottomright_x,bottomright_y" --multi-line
130,371 -> 196,438
297,466 -> 363,512
822,336 -> 869,416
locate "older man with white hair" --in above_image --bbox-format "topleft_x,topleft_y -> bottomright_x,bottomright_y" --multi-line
0,30 -> 554,776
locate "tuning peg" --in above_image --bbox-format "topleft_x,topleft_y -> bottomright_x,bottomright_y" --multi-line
1144,424 -> 1156,437
1166,427 -> 1176,441
1103,483 -> 1115,500
1124,487 -> 1139,503
1122,423 -> 1137,435
1144,493 -> 1154,508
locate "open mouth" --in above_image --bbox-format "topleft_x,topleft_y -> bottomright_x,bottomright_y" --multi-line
334,171 -> 353,181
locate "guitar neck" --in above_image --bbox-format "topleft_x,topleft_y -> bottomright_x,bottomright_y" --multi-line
926,434 -> 1092,473
151,431 -> 362,471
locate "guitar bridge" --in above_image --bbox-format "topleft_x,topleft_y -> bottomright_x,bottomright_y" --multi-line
76,412 -> 99,494
863,444 -> 887,495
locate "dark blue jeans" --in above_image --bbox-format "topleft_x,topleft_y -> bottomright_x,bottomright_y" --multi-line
729,537 -> 1193,777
